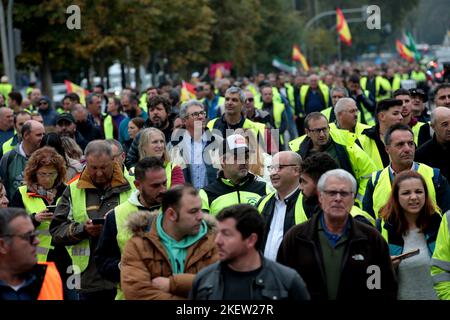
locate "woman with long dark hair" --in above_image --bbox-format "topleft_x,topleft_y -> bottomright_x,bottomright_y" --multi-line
378,170 -> 441,300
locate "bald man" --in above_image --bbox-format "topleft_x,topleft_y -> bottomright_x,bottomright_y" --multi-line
416,107 -> 450,181
256,151 -> 302,261
0,120 -> 45,198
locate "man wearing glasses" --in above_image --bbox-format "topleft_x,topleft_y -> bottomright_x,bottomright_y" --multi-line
277,169 -> 397,300
169,100 -> 219,190
0,208 -> 63,300
289,112 -> 376,205
256,151 -> 302,261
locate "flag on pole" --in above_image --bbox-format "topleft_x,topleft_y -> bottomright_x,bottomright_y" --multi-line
64,80 -> 89,105
396,40 -> 414,62
336,8 -> 352,46
292,44 -> 310,71
180,81 -> 196,102
403,31 -> 421,61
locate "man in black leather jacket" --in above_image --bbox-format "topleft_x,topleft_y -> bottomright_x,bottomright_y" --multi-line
189,204 -> 310,300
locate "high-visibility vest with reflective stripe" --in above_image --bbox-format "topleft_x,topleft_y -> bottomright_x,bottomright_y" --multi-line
411,121 -> 426,146
360,76 -> 391,102
257,191 -> 308,225
431,210 -> 450,300
2,135 -> 15,155
37,262 -> 63,300
103,114 -> 114,139
371,163 -> 438,219
67,181 -> 131,273
114,200 -> 139,300
300,84 -> 330,111
18,186 -> 54,262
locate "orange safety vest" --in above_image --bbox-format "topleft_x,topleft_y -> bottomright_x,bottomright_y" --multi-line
37,262 -> 63,300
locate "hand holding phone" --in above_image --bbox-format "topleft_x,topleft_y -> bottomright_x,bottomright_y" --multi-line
46,205 -> 57,213
91,218 -> 105,225
391,248 -> 420,262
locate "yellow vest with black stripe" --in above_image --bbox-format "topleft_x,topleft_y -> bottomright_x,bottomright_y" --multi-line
411,121 -> 426,146
257,191 -> 308,225
103,114 -> 114,139
360,76 -> 391,102
431,210 -> 450,300
18,186 -> 55,262
371,163 -> 438,219
300,84 -> 330,112
67,181 -> 131,273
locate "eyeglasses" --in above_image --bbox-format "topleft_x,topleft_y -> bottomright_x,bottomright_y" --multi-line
36,172 -> 58,178
188,111 -> 206,118
322,190 -> 354,198
2,231 -> 38,245
267,164 -> 299,172
245,98 -> 254,103
307,127 -> 329,134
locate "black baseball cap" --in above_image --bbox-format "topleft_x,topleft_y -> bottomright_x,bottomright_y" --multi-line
409,88 -> 428,102
56,113 -> 75,124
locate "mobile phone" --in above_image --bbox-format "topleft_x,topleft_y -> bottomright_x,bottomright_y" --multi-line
46,205 -> 57,213
91,218 -> 105,225
392,248 -> 420,262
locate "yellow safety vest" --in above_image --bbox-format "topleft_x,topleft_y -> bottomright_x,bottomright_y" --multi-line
360,76 -> 391,102
114,199 -> 139,300
411,70 -> 426,82
411,121 -> 426,146
391,75 -> 402,91
357,134 -> 384,171
257,191 -> 308,225
431,210 -> 450,300
371,163 -> 438,219
299,84 -> 330,112
103,114 -> 114,139
139,93 -> 148,112
18,186 -> 54,262
350,205 -> 375,226
207,118 -> 266,145
67,181 -> 131,273
2,135 -> 15,155
165,162 -> 174,190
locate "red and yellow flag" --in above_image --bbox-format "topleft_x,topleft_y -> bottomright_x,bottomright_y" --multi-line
292,44 -> 309,71
180,81 -> 196,102
64,80 -> 89,105
395,40 -> 414,62
336,8 -> 352,46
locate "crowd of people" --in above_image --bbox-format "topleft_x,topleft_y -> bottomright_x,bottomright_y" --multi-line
0,60 -> 450,301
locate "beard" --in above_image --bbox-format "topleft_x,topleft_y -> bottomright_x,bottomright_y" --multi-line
151,117 -> 168,129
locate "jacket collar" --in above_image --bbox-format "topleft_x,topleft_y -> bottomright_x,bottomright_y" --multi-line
218,171 -> 255,187
77,162 -> 129,189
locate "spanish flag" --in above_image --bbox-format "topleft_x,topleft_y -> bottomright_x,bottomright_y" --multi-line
395,40 -> 414,62
64,80 -> 89,105
292,44 -> 309,71
336,8 -> 352,46
180,81 -> 196,102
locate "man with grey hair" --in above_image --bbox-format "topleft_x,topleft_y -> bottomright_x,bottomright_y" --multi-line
321,87 -> 348,123
207,86 -> 266,147
256,151 -> 302,261
72,103 -> 103,144
86,93 -> 116,139
0,120 -> 45,198
169,100 -> 219,189
416,107 -> 450,182
50,140 -> 133,300
278,168 -> 397,300
330,98 -> 371,143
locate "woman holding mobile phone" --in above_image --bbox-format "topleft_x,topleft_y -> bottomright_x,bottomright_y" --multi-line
10,147 -> 67,264
377,170 -> 441,300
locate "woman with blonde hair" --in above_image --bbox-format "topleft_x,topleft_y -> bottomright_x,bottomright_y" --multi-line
377,170 -> 441,300
137,127 -> 184,189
